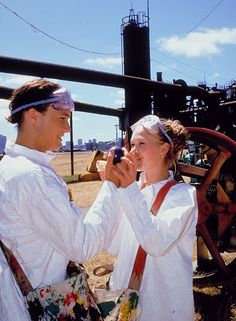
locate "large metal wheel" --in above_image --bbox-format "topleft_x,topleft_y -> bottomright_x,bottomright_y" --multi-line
178,127 -> 236,280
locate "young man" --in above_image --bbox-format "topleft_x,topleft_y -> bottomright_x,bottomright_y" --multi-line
0,79 -> 120,321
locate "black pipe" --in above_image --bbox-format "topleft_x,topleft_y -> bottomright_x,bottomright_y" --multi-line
0,86 -> 123,117
0,55 -> 208,97
69,114 -> 74,176
0,86 -> 12,100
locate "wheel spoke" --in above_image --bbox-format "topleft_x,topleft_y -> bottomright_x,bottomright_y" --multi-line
178,127 -> 236,277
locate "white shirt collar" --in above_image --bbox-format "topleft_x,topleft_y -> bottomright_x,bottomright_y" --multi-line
5,141 -> 55,166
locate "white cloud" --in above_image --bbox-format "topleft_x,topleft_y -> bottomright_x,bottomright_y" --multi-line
0,100 -> 8,108
83,57 -> 122,69
0,109 -> 9,120
3,75 -> 36,86
0,100 -> 10,123
156,27 -> 236,58
210,72 -> 221,79
71,93 -> 80,101
72,114 -> 81,122
114,99 -> 124,106
109,89 -> 124,106
1,75 -> 63,89
116,89 -> 124,96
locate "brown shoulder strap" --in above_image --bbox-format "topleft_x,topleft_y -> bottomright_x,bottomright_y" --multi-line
128,180 -> 177,290
151,180 -> 177,215
0,239 -> 85,296
0,240 -> 33,295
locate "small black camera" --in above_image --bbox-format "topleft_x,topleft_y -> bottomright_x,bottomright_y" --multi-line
110,146 -> 124,165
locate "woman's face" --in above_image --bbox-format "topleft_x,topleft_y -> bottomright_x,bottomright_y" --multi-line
130,126 -> 165,172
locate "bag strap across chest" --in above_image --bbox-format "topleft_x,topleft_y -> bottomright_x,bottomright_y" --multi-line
128,179 -> 177,290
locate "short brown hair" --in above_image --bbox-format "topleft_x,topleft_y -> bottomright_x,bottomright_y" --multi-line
7,78 -> 60,128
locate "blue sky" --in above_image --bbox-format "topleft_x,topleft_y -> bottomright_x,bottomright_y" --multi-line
0,0 -> 235,144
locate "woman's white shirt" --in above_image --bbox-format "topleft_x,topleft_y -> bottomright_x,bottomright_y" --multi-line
106,177 -> 198,321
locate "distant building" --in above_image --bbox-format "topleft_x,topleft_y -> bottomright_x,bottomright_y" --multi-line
85,141 -> 98,151
60,137 -> 124,152
65,141 -> 71,150
60,141 -> 72,151
77,138 -> 83,147
97,141 -> 108,151
0,135 -> 6,154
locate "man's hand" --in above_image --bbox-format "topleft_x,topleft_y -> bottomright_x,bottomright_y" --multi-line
104,149 -> 121,187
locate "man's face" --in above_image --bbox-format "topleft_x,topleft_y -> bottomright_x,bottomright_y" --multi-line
34,106 -> 71,152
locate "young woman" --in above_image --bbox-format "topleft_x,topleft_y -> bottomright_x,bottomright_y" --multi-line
102,115 -> 198,321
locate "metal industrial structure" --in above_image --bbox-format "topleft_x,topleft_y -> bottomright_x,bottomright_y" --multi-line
120,8 -> 236,280
0,7 -> 236,279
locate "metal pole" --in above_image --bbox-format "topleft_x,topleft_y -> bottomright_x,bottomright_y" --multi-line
115,124 -> 119,141
70,113 -> 74,176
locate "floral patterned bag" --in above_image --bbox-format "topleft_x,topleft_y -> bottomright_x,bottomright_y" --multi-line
0,243 -> 139,321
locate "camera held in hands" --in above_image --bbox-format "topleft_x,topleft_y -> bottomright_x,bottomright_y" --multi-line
110,146 -> 124,165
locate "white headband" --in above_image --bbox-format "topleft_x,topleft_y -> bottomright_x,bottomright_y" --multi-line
11,87 -> 74,116
131,115 -> 173,146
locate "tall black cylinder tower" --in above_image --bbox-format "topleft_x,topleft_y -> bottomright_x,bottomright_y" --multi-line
121,8 -> 151,130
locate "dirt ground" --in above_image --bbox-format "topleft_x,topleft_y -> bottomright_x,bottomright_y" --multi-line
51,151 -> 236,321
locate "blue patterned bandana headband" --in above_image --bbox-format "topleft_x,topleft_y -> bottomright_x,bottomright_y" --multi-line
10,87 -> 74,116
131,115 -> 173,146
